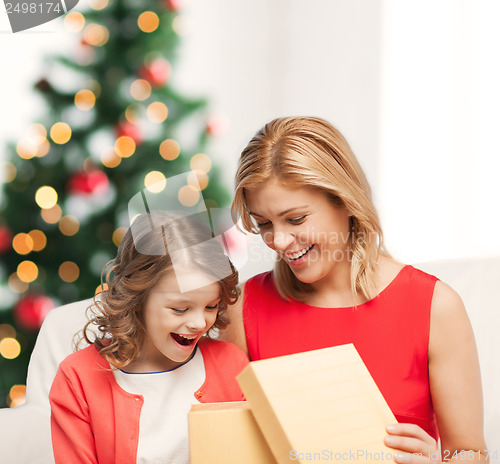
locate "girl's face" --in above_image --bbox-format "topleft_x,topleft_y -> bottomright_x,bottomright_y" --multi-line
137,270 -> 221,372
245,178 -> 352,288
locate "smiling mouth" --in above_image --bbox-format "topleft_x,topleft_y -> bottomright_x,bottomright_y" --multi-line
286,244 -> 314,261
171,333 -> 197,346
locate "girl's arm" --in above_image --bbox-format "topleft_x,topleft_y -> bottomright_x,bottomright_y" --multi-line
219,283 -> 249,357
385,280 -> 489,463
49,365 -> 98,464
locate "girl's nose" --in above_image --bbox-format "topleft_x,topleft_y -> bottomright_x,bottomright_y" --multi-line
186,310 -> 208,332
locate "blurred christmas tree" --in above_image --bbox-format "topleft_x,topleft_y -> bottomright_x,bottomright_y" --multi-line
0,0 -> 230,408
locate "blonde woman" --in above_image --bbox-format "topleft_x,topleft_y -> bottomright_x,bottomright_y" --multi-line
223,116 -> 488,463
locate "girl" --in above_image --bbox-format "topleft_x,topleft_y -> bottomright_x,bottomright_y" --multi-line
49,211 -> 249,464
223,116 -> 488,463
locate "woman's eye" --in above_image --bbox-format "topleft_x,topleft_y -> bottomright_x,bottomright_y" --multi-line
205,303 -> 219,311
171,308 -> 188,314
256,221 -> 271,229
288,215 -> 307,225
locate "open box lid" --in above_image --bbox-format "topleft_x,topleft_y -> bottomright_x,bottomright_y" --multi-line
236,343 -> 397,464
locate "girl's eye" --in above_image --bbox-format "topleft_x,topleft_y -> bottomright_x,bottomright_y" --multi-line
205,303 -> 219,311
288,215 -> 307,225
256,221 -> 271,229
171,308 -> 188,314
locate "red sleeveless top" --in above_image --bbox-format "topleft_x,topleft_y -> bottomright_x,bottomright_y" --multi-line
242,265 -> 439,440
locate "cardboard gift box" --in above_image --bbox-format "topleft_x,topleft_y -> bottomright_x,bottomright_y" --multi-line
189,343 -> 396,464
188,401 -> 277,464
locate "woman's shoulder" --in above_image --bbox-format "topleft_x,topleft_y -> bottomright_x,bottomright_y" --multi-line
376,258 -> 438,290
244,270 -> 274,289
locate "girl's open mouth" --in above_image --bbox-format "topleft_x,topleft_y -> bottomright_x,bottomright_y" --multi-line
171,333 -> 197,347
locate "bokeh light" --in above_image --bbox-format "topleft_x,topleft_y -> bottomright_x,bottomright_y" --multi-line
112,227 -> 127,247
75,89 -> 96,111
64,11 -> 85,32
28,230 -> 47,251
59,216 -> 80,236
8,273 -> 29,294
2,162 -> 17,182
35,139 -> 50,157
190,153 -> 212,173
50,122 -> 72,144
147,102 -> 168,123
159,139 -> 180,161
17,261 -> 38,283
27,123 -> 47,144
35,186 -> 58,209
9,385 -> 26,408
101,147 -> 122,168
145,171 -> 167,193
95,283 -> 109,294
130,79 -> 152,101
188,170 -> 209,191
125,103 -> 143,124
0,338 -> 21,360
41,204 -> 62,224
12,233 -> 34,255
88,0 -> 108,10
59,261 -> 80,283
178,185 -> 200,207
115,136 -> 136,158
16,140 -> 36,159
138,11 -> 159,33
83,23 -> 110,47
0,324 -> 16,340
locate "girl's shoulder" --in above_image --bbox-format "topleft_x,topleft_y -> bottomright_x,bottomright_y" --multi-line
58,343 -> 108,375
198,338 -> 249,366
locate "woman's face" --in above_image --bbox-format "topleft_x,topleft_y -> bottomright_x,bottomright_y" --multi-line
245,178 -> 352,286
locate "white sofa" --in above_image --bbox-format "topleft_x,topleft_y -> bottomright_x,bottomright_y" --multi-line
0,256 -> 498,463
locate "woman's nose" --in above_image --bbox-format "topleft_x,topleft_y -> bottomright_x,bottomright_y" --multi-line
272,230 -> 295,251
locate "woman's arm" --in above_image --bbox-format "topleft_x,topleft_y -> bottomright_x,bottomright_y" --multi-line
219,283 -> 249,357
429,280 -> 488,461
385,280 -> 488,463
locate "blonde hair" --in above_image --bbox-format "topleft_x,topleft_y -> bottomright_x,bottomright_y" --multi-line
232,116 -> 386,302
81,211 -> 239,369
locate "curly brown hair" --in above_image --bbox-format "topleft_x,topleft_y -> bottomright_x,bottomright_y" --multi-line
82,211 -> 239,369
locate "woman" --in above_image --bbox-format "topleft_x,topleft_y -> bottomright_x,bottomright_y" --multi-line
222,116 -> 488,463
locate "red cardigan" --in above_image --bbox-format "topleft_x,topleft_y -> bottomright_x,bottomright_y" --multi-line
49,339 -> 249,464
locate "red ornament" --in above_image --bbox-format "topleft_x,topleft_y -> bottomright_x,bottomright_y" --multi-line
14,294 -> 55,331
115,122 -> 143,144
138,58 -> 171,87
0,225 -> 13,254
165,0 -> 182,12
206,115 -> 228,137
68,170 -> 109,195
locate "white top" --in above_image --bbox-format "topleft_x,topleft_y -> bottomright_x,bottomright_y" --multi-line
113,347 -> 205,464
